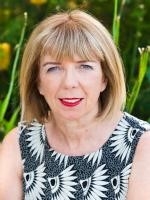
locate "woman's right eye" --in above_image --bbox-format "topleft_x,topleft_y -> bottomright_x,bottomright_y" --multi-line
47,66 -> 61,72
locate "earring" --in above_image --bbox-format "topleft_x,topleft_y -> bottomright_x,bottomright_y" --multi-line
39,91 -> 43,95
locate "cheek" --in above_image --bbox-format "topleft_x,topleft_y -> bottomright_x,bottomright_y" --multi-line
40,85 -> 53,96
38,77 -> 60,98
89,74 -> 107,92
38,79 -> 50,96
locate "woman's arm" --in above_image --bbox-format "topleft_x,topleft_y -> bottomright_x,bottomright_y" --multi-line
0,128 -> 23,199
127,130 -> 150,199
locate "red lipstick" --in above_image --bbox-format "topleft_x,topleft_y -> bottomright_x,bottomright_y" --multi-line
59,98 -> 82,107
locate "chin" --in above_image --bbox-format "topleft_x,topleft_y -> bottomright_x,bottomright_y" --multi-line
59,112 -> 83,121
64,115 -> 81,121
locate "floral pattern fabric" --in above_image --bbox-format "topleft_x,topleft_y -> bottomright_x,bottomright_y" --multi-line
18,112 -> 150,200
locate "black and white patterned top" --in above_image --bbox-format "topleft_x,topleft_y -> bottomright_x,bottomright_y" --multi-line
18,112 -> 150,200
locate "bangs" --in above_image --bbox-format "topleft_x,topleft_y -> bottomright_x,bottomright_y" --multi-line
40,22 -> 104,62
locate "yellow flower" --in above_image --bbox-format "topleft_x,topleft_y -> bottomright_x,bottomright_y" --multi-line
67,0 -> 78,9
0,43 -> 11,71
30,0 -> 47,5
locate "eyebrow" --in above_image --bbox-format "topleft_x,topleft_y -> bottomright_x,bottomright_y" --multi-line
76,60 -> 96,63
42,60 -> 96,67
42,62 -> 61,67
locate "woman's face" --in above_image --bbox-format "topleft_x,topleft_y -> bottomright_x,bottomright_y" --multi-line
38,55 -> 107,121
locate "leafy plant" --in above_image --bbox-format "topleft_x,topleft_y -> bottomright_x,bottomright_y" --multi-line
112,0 -> 150,114
112,0 -> 127,45
126,46 -> 150,113
0,12 -> 28,140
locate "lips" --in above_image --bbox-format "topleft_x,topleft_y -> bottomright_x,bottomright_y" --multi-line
59,98 -> 83,107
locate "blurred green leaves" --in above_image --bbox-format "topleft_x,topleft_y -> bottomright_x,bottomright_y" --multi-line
0,12 -> 28,139
126,46 -> 150,113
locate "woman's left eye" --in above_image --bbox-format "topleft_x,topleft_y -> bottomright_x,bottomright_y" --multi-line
80,64 -> 93,70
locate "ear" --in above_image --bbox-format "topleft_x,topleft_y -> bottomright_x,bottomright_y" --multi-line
101,76 -> 108,92
39,90 -> 43,95
37,81 -> 44,95
38,88 -> 44,95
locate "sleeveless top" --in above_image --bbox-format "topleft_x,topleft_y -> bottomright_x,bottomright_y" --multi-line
18,112 -> 150,200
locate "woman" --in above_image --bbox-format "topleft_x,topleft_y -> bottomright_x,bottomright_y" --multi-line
0,10 -> 150,200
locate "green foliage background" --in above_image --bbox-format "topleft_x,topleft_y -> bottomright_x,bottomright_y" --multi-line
0,0 -> 150,141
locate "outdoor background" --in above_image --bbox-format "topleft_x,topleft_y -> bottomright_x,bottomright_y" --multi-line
0,0 -> 150,141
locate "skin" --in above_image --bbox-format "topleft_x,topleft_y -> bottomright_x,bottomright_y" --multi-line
0,55 -> 150,199
0,128 -> 23,199
38,55 -> 109,154
127,131 -> 150,199
38,55 -> 107,121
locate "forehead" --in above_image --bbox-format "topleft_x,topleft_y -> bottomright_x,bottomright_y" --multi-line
40,54 -> 99,65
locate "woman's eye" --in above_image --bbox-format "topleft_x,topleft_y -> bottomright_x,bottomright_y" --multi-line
47,66 -> 61,72
80,64 -> 93,70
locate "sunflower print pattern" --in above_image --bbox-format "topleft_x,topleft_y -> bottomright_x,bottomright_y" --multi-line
19,112 -> 150,199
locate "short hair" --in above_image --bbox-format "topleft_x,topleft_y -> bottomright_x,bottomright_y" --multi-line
20,9 -> 126,122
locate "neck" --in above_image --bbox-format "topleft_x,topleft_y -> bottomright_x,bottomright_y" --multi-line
53,110 -> 99,140
45,110 -> 123,156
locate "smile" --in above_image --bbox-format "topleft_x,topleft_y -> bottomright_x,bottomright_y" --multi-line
59,98 -> 83,107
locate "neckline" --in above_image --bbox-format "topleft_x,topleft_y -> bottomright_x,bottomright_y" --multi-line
44,112 -> 126,158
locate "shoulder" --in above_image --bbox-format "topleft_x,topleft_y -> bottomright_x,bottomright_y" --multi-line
124,112 -> 150,165
134,130 -> 150,160
0,126 -> 23,175
0,127 -> 21,182
0,127 -> 21,167
127,130 -> 150,199
124,112 -> 150,131
1,127 -> 19,152
134,128 -> 150,159
0,128 -> 23,198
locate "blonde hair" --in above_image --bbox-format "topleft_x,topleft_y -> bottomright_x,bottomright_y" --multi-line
20,10 -> 126,122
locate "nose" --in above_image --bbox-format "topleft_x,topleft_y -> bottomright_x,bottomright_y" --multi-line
63,68 -> 79,89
